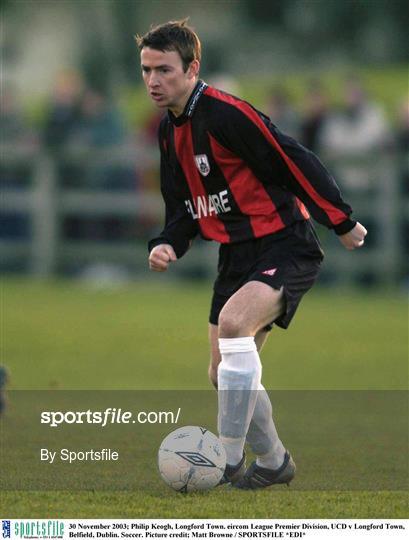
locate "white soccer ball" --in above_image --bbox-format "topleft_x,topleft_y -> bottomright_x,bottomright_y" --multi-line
158,426 -> 226,492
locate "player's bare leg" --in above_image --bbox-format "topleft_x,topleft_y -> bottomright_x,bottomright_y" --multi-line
218,281 -> 284,338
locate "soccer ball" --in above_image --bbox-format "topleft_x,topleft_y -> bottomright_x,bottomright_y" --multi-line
158,426 -> 226,492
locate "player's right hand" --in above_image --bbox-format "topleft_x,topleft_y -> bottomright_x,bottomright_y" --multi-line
148,244 -> 177,272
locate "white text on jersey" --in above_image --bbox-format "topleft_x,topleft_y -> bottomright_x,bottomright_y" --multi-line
185,189 -> 232,219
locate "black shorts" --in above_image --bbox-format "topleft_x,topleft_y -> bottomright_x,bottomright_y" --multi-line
209,220 -> 324,330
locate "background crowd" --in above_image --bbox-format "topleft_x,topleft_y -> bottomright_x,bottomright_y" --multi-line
1,0 -> 408,284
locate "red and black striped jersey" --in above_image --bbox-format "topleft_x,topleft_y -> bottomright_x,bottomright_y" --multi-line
148,80 -> 355,257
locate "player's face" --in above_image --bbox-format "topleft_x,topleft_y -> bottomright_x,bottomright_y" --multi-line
141,47 -> 199,115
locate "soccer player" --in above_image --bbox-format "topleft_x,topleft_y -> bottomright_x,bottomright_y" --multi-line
137,20 -> 367,489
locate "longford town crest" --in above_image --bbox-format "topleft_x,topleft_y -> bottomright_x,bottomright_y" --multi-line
194,154 -> 211,177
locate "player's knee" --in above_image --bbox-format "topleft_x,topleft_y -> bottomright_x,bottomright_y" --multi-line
218,313 -> 249,338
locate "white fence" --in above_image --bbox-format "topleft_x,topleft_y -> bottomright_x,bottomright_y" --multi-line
1,145 -> 407,285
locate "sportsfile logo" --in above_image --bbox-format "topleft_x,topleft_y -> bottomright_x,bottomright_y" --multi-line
12,521 -> 64,539
2,521 -> 11,539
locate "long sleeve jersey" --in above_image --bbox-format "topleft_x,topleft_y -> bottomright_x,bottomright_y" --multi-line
148,80 -> 356,258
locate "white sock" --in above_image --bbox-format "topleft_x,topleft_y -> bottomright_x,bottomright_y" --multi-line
246,385 -> 286,470
217,337 -> 261,466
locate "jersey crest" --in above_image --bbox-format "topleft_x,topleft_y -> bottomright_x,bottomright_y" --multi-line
194,154 -> 211,177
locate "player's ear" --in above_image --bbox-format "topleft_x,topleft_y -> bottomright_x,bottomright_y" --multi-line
187,60 -> 200,80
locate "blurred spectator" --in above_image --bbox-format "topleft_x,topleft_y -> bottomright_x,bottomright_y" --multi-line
42,70 -> 83,152
395,97 -> 409,196
266,86 -> 299,138
208,74 -> 241,96
300,81 -> 330,153
320,77 -> 391,191
0,88 -> 34,253
139,109 -> 164,194
77,89 -> 135,190
78,89 -> 125,147
42,75 -> 137,191
1,86 -> 35,145
142,109 -> 164,145
1,86 -> 39,190
321,77 -> 390,157
395,97 -> 409,152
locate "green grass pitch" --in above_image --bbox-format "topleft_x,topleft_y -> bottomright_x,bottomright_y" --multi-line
1,279 -> 408,518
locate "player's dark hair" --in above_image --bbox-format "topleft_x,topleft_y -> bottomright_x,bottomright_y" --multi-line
135,18 -> 201,72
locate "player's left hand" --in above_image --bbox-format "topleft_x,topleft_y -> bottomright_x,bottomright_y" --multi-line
338,222 -> 367,250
